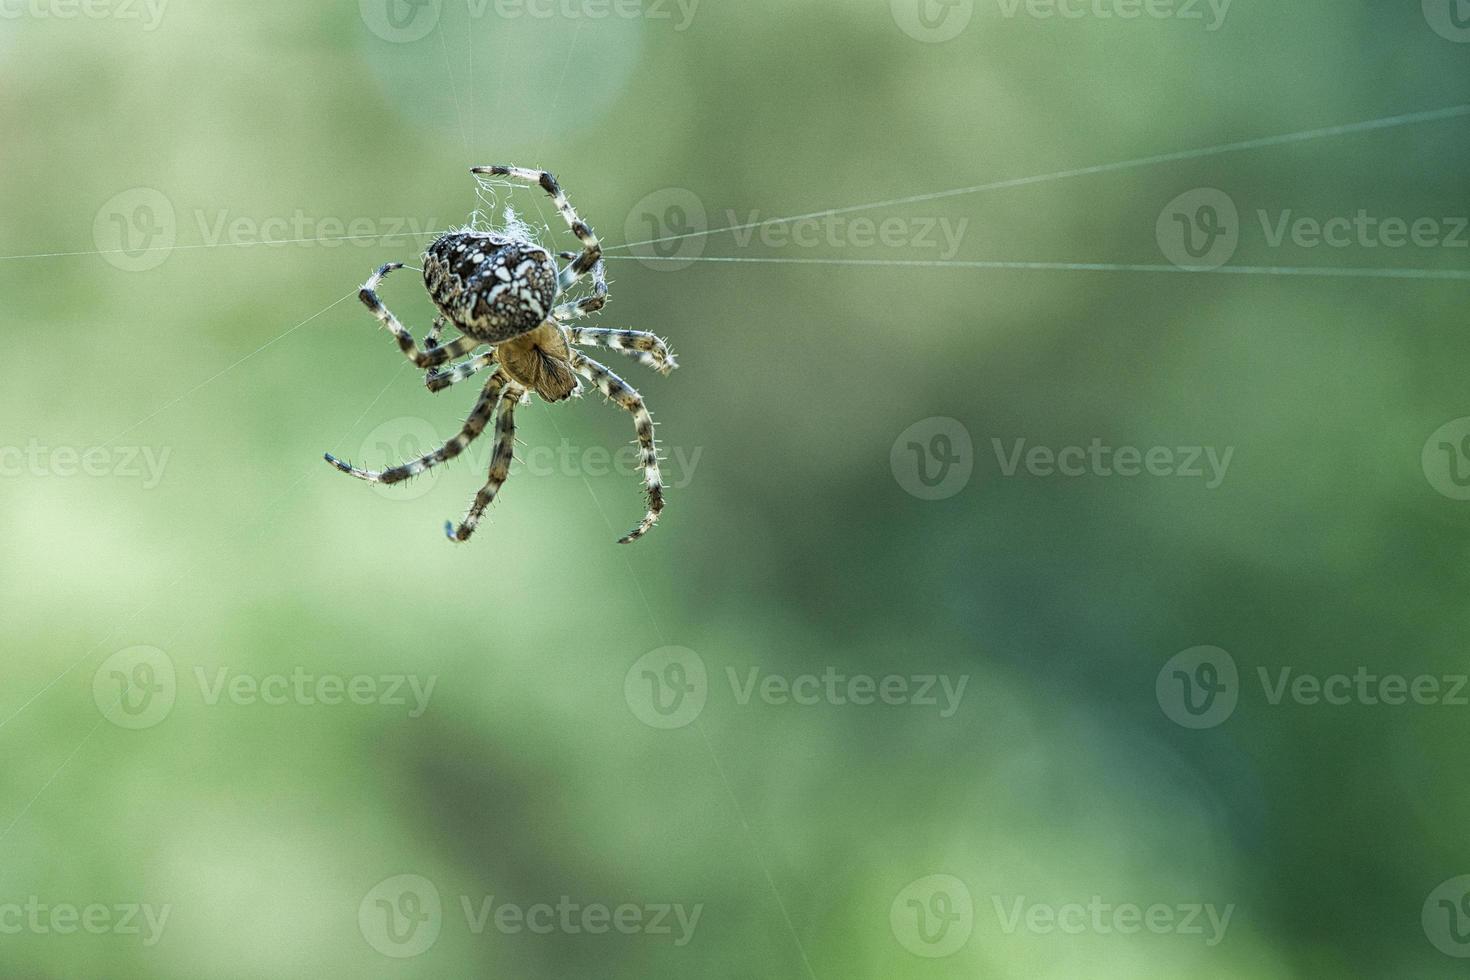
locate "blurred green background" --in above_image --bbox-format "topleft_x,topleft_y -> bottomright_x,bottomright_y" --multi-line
2,0 -> 1470,976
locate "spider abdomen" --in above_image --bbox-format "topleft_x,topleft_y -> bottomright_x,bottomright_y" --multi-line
422,231 -> 558,344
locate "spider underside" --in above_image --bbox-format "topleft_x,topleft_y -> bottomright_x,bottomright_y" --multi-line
324,166 -> 679,545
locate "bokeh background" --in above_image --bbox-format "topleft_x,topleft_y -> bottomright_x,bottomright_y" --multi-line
2,1 -> 1470,976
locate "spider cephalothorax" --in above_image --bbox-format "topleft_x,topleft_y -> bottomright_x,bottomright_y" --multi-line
323,166 -> 679,544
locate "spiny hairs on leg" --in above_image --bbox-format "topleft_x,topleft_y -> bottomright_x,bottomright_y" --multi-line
326,373 -> 507,484
566,327 -> 678,375
446,387 -> 524,543
569,351 -> 664,544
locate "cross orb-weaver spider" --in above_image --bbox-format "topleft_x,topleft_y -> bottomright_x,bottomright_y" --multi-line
324,166 -> 678,544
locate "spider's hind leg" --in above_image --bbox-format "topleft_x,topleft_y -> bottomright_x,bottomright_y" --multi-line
446,386 -> 525,543
325,372 -> 507,484
569,351 -> 665,544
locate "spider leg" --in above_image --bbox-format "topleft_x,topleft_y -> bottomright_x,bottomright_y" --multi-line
551,258 -> 607,320
470,166 -> 603,292
425,315 -> 446,349
567,327 -> 678,375
426,350 -> 497,393
446,386 -> 525,543
361,263 -> 480,369
569,351 -> 664,544
325,371 -> 508,485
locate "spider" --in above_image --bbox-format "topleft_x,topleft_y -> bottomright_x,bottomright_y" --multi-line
324,166 -> 678,544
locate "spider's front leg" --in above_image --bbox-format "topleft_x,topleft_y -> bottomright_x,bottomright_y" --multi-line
471,167 -> 602,292
360,263 -> 479,369
552,258 -> 607,321
425,350 -> 497,393
567,326 -> 678,375
568,351 -> 665,544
